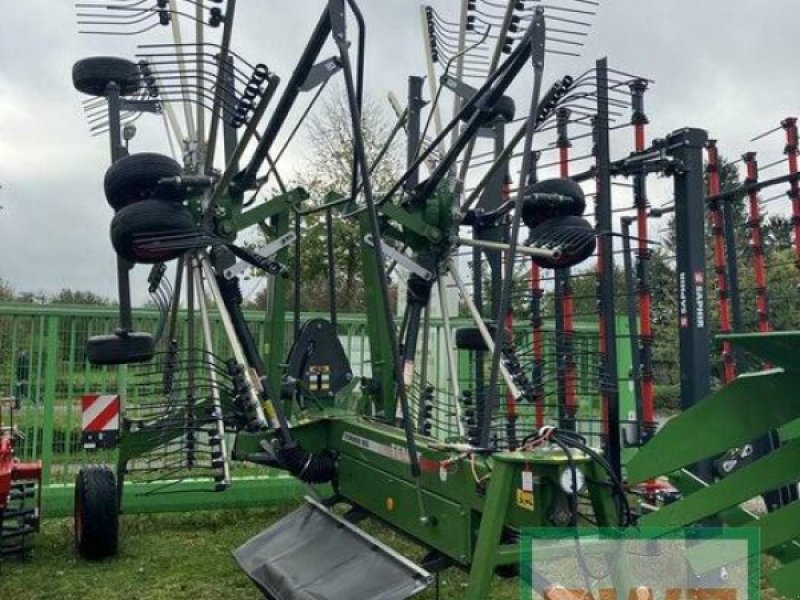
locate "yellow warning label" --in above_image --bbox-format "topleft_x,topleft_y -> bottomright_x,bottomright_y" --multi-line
516,489 -> 535,512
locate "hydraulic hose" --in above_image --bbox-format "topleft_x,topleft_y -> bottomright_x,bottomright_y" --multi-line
215,270 -> 336,484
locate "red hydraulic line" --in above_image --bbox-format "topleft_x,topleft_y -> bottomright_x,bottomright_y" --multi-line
629,79 -> 655,433
531,261 -> 545,428
559,147 -> 570,178
706,141 -> 736,384
528,153 -> 545,429
635,124 -> 645,153
556,108 -> 577,423
783,118 -> 800,268
742,152 -> 771,335
562,280 -> 577,420
594,178 -> 610,438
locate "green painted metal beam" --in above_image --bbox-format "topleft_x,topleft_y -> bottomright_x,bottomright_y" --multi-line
745,499 -> 800,553
42,476 -> 305,518
686,501 -> 800,574
627,371 -> 800,483
40,315 -> 59,486
640,438 -> 800,529
669,469 -> 800,565
235,187 -> 308,232
768,557 -> 800,598
721,331 -> 800,372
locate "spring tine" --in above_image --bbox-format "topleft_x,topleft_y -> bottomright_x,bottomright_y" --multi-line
758,157 -> 787,172
606,67 -> 654,83
79,21 -> 160,35
77,11 -> 152,24
89,110 -> 140,129
136,55 -> 250,86
139,42 -> 257,72
545,46 -> 582,57
153,82 -> 248,117
90,115 -> 142,137
544,35 -> 585,48
751,124 -> 784,142
75,0 -> 149,7
87,108 -> 139,126
538,4 -> 597,18
76,2 -> 223,36
547,26 -> 589,37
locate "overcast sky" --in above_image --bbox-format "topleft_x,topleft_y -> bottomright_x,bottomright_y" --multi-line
0,0 -> 797,305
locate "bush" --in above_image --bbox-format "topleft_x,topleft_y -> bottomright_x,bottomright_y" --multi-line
654,384 -> 681,412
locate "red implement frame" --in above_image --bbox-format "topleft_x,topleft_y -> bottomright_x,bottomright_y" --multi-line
0,436 -> 42,513
631,79 -> 656,431
557,108 -> 577,424
531,260 -> 545,429
783,118 -> 800,268
706,141 -> 736,384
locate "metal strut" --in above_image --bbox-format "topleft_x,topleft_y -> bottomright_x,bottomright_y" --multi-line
330,0 -> 422,478
480,7 -> 547,449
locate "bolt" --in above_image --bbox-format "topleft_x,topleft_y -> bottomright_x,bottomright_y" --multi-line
419,515 -> 438,527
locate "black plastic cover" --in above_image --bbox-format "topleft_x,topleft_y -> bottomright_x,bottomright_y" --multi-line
285,319 -> 353,399
234,500 -> 431,600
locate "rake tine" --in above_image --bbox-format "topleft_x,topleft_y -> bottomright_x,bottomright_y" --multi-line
751,125 -> 784,142
79,22 -> 161,36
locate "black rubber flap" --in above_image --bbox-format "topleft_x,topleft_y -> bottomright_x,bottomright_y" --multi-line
285,319 -> 353,399
234,499 -> 432,600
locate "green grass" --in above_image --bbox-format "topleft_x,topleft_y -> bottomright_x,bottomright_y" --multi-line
3,506 -> 519,600
5,506 -> 784,600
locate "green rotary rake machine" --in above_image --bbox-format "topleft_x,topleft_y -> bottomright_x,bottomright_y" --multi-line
66,0 -> 800,598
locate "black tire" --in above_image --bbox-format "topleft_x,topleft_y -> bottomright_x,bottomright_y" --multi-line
104,153 -> 183,211
74,466 -> 119,560
455,325 -> 498,351
86,332 -> 155,365
491,94 -> 516,123
529,215 -> 596,270
72,57 -> 141,97
522,177 -> 586,229
461,94 -> 516,125
110,199 -> 198,264
495,529 -> 520,578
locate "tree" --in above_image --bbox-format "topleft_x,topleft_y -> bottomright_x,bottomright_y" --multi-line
300,90 -> 403,195
0,278 -> 13,302
48,288 -> 112,306
248,89 -> 403,313
763,215 -> 794,252
0,281 -> 112,305
14,291 -> 47,304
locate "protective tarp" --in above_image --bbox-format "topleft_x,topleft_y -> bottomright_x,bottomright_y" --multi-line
234,499 -> 432,600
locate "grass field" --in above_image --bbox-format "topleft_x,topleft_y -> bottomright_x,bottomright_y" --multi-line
2,505 -> 519,600
3,504 -> 786,600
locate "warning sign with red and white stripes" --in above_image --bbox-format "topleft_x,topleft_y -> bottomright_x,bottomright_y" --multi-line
81,394 -> 120,449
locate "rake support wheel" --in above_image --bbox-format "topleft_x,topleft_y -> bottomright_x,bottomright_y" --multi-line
74,466 -> 119,560
72,57 -> 141,97
522,177 -> 587,229
528,215 -> 596,270
104,153 -> 183,210
110,199 -> 198,264
455,325 -> 499,352
86,331 -> 155,365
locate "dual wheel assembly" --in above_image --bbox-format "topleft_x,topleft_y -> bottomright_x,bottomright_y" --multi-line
73,56 -> 197,266
71,56 -> 197,560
